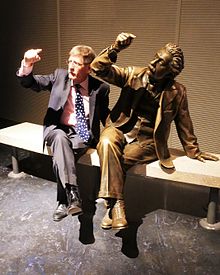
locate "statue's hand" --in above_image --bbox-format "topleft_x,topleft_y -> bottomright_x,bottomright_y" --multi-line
112,32 -> 136,52
196,152 -> 219,162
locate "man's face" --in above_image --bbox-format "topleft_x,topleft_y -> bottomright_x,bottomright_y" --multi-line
67,54 -> 90,83
147,48 -> 173,82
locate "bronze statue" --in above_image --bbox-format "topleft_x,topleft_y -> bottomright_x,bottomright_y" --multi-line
91,32 -> 219,230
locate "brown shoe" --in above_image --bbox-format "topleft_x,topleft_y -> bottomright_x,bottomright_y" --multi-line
112,200 -> 128,230
101,208 -> 112,229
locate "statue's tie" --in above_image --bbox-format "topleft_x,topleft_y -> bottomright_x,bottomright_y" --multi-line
74,84 -> 90,142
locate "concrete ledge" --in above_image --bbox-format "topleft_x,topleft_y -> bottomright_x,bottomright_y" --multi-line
0,122 -> 49,155
3,122 -> 219,190
1,122 -> 220,230
79,146 -> 220,230
80,148 -> 220,189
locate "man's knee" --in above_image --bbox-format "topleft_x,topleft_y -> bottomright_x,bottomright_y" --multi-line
46,129 -> 68,146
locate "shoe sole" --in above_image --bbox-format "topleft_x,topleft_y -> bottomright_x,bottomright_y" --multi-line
68,206 -> 83,216
101,224 -> 112,230
53,214 -> 68,222
112,224 -> 128,230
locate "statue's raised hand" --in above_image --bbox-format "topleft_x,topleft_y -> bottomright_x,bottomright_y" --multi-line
113,32 -> 136,52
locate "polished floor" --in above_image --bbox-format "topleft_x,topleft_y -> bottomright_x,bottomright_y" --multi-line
0,136 -> 220,274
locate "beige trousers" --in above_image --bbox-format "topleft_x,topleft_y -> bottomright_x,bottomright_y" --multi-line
97,126 -> 158,200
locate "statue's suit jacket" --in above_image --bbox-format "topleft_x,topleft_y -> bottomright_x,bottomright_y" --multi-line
17,68 -> 110,147
91,47 -> 201,167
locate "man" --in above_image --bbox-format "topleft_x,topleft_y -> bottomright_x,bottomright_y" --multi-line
17,45 -> 110,244
90,32 -> 219,230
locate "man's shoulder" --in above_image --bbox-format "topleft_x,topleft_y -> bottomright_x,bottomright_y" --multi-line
89,75 -> 110,89
51,68 -> 68,83
54,68 -> 68,75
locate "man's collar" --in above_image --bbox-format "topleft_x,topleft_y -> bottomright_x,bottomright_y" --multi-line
71,77 -> 89,90
79,78 -> 89,91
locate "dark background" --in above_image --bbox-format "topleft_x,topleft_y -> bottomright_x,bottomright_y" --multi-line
0,0 -> 220,153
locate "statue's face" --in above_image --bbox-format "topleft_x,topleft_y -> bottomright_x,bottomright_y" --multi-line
147,48 -> 173,81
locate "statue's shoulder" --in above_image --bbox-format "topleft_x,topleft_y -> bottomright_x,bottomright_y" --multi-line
173,80 -> 186,94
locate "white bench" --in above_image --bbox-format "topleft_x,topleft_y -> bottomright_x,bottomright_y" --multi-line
0,122 -> 220,230
0,122 -> 50,177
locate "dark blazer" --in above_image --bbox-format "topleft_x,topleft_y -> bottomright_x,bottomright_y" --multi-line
91,47 -> 201,167
17,68 -> 110,146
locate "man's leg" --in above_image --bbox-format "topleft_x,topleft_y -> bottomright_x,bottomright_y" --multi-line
52,178 -> 68,222
45,128 -> 82,221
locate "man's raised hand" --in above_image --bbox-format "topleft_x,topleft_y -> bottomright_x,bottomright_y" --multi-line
23,49 -> 42,67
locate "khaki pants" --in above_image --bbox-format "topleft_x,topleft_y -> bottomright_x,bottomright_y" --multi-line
97,126 -> 158,200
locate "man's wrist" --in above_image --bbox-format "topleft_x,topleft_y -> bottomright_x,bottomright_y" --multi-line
22,59 -> 33,68
18,60 -> 33,76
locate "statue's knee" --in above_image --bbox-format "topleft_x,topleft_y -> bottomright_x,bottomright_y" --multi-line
98,127 -> 122,150
102,135 -> 112,144
98,136 -> 111,148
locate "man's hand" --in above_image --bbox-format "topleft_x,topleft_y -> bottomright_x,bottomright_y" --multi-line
113,32 -> 136,52
196,152 -> 219,162
23,48 -> 42,67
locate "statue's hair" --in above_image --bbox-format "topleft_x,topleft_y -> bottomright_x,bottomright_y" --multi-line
69,45 -> 96,64
165,43 -> 184,77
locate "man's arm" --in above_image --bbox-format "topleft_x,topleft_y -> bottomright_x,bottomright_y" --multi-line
17,48 -> 42,77
90,33 -> 136,88
16,48 -> 55,92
